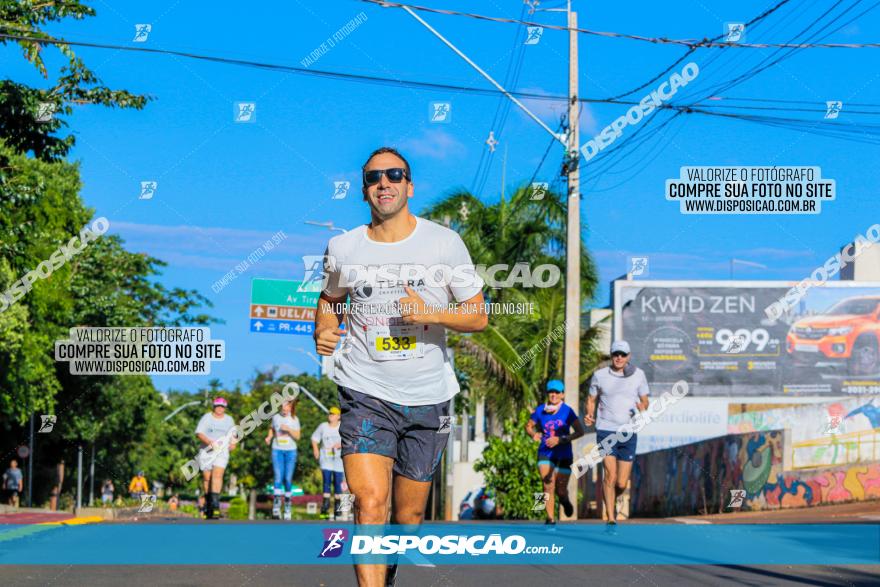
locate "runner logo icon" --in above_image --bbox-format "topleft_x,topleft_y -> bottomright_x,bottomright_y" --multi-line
727,489 -> 746,508
39,415 -> 57,433
532,492 -> 548,511
319,528 -> 349,558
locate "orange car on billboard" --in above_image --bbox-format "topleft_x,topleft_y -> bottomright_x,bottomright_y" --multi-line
786,296 -> 880,375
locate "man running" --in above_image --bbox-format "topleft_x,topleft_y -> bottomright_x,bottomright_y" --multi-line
585,340 -> 649,525
311,407 -> 345,518
265,398 -> 300,520
525,380 -> 584,524
314,147 -> 487,586
195,397 -> 237,520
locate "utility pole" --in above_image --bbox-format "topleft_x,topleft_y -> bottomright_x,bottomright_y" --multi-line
76,445 -> 83,514
400,0 -> 582,518
27,411 -> 34,507
89,442 -> 95,506
562,0 -> 581,521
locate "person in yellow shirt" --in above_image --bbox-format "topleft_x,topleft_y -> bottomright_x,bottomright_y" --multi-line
128,471 -> 148,500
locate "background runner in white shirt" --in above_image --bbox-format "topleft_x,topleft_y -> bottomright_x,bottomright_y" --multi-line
265,400 -> 300,520
585,341 -> 650,525
195,397 -> 236,519
311,408 -> 345,517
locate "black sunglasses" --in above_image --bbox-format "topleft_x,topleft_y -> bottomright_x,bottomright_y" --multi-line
363,167 -> 410,186
611,351 -> 629,358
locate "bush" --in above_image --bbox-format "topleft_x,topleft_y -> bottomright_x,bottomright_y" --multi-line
474,410 -> 544,520
227,496 -> 248,520
301,468 -> 323,496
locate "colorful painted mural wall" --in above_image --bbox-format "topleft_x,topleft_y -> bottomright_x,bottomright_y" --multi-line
631,429 -> 880,516
763,462 -> 880,508
728,395 -> 880,468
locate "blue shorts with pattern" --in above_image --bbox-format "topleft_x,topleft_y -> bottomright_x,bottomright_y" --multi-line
338,386 -> 451,482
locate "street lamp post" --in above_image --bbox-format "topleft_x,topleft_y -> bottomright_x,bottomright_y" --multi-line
163,400 -> 203,422
304,220 -> 347,234
289,347 -> 322,376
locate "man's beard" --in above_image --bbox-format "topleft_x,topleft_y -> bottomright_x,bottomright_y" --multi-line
369,192 -> 407,219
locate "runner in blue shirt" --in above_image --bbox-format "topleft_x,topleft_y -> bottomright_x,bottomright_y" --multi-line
526,379 -> 585,524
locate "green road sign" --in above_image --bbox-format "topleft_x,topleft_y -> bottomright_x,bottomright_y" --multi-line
251,279 -> 320,307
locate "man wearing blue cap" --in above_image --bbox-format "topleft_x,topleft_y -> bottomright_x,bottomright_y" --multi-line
525,379 -> 585,524
585,340 -> 650,525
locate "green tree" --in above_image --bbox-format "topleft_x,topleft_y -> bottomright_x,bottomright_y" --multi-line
0,141 -> 213,502
422,184 -> 604,421
0,0 -> 150,161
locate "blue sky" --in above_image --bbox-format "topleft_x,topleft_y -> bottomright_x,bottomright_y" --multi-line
4,0 -> 878,392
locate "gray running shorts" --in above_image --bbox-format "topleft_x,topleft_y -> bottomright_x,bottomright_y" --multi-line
338,386 -> 451,482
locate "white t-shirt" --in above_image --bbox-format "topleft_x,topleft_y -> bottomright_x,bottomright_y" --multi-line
311,421 -> 344,472
271,413 -> 300,451
195,413 -> 236,447
322,217 -> 483,405
588,366 -> 650,431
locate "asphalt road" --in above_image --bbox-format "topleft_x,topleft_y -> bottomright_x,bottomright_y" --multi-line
1,563 -> 878,586
2,503 -> 879,586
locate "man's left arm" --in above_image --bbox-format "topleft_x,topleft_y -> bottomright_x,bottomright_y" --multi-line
398,233 -> 487,332
637,371 -> 650,412
399,288 -> 487,333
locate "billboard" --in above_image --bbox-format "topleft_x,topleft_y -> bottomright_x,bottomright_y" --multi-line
636,398 -> 729,454
614,280 -> 880,396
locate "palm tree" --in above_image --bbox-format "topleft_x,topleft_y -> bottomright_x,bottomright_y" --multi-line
422,183 -> 605,429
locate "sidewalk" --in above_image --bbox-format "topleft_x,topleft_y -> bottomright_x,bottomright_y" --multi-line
0,505 -> 103,525
657,500 -> 880,525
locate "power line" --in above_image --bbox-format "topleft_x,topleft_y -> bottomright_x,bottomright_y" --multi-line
471,2 -> 530,196
361,0 -> 880,48
597,0 -> 842,173
4,31 -> 880,116
5,22 -> 878,185
606,0 -> 795,100
584,0 -> 879,185
697,0 -> 879,98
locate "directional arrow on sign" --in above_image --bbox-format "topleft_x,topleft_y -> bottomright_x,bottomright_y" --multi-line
254,321 -> 263,331
254,306 -> 264,317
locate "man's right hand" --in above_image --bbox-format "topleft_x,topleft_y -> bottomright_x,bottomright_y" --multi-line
315,327 -> 344,356
584,413 -> 595,426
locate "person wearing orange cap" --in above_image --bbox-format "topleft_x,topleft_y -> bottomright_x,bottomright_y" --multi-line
311,407 -> 345,517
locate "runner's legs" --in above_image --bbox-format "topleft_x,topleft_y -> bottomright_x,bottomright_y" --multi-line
344,453 -> 393,587
538,463 -> 557,521
602,454 -> 619,522
210,466 -> 225,493
271,449 -> 284,491
332,470 -> 344,495
284,451 -> 296,493
555,470 -> 572,516
271,449 -> 284,517
391,474 -> 431,525
200,470 -> 211,500
614,460 -> 633,518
